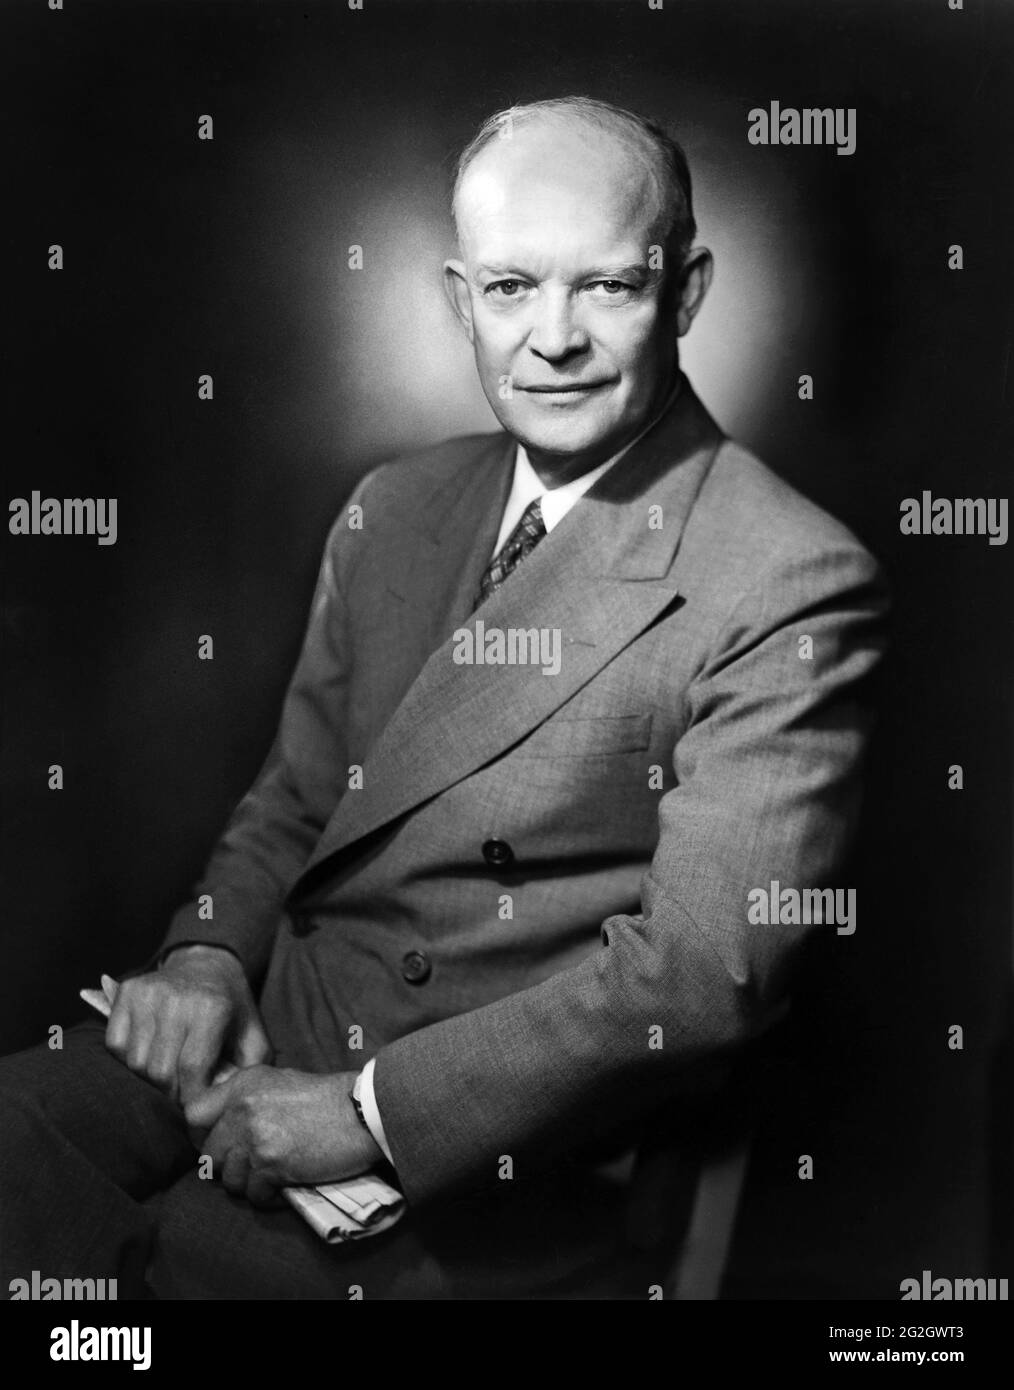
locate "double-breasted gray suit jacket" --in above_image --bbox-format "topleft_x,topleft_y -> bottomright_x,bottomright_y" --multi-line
161,375 -> 889,1209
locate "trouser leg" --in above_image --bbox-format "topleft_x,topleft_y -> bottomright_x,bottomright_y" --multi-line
0,1022 -> 642,1300
0,1019 -> 195,1298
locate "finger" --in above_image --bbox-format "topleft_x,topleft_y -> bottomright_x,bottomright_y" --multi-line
177,1010 -> 231,1105
233,1015 -> 273,1069
104,992 -> 133,1057
200,1113 -> 236,1175
185,1071 -> 240,1131
124,1007 -> 156,1076
220,1147 -> 250,1198
146,1015 -> 188,1097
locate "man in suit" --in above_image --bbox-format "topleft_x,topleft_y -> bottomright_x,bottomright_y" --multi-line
0,96 -> 888,1299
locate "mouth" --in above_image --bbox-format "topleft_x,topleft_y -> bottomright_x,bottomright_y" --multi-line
521,381 -> 613,399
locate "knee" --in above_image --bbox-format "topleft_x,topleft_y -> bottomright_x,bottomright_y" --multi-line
0,1020 -> 107,1093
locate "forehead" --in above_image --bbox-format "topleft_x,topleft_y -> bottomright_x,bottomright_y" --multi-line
456,120 -> 664,267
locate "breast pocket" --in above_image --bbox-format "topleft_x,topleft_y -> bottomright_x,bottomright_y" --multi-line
513,712 -> 653,759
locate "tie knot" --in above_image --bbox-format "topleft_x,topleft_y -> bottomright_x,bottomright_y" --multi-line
509,498 -> 546,548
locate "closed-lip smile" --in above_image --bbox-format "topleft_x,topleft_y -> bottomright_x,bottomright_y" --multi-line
522,381 -> 611,393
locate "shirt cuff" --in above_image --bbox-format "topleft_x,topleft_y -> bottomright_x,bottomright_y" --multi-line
357,1057 -> 395,1168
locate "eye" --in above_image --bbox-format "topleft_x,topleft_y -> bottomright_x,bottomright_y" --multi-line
589,279 -> 633,297
486,279 -> 525,298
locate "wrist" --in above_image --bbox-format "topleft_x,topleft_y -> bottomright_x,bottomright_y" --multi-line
161,943 -> 244,977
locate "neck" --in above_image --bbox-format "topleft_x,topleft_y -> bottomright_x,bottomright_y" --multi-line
524,445 -> 618,489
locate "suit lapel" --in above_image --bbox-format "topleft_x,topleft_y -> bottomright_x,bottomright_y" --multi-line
294,378 -> 723,884
373,431 -> 515,678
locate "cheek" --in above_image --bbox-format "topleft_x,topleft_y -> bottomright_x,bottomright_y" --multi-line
472,308 -> 520,365
592,307 -> 664,370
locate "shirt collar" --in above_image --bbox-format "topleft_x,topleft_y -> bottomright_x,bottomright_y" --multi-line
509,373 -> 684,535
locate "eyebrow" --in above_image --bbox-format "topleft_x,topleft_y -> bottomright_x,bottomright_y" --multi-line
474,262 -> 652,281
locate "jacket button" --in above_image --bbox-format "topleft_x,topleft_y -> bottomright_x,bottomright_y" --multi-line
401,950 -> 431,984
482,838 -> 514,868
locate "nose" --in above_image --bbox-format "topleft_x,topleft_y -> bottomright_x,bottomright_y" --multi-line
526,289 -> 589,364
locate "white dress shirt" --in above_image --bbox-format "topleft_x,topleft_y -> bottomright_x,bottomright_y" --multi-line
357,381 -> 681,1169
489,448 -> 618,556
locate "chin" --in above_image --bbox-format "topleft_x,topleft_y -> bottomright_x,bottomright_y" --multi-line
506,405 -> 622,459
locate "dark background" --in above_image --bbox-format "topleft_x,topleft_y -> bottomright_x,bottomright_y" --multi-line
1,0 -> 1011,1298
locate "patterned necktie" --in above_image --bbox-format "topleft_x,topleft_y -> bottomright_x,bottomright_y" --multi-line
474,498 -> 547,608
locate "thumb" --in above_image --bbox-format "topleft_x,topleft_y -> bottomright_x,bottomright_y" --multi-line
184,1071 -> 240,1130
233,1011 -> 273,1068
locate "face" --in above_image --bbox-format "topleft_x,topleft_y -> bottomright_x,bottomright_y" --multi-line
447,118 -> 711,478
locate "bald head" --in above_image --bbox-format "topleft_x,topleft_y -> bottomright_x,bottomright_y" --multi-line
452,97 -> 697,272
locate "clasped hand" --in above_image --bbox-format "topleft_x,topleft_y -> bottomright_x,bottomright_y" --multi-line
185,1064 -> 381,1206
104,943 -> 380,1204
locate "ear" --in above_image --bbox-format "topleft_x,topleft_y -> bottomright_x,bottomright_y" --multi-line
674,247 -> 714,337
443,258 -> 474,342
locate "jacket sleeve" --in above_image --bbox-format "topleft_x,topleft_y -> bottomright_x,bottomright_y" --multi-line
371,537 -> 891,1206
156,479 -> 370,982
